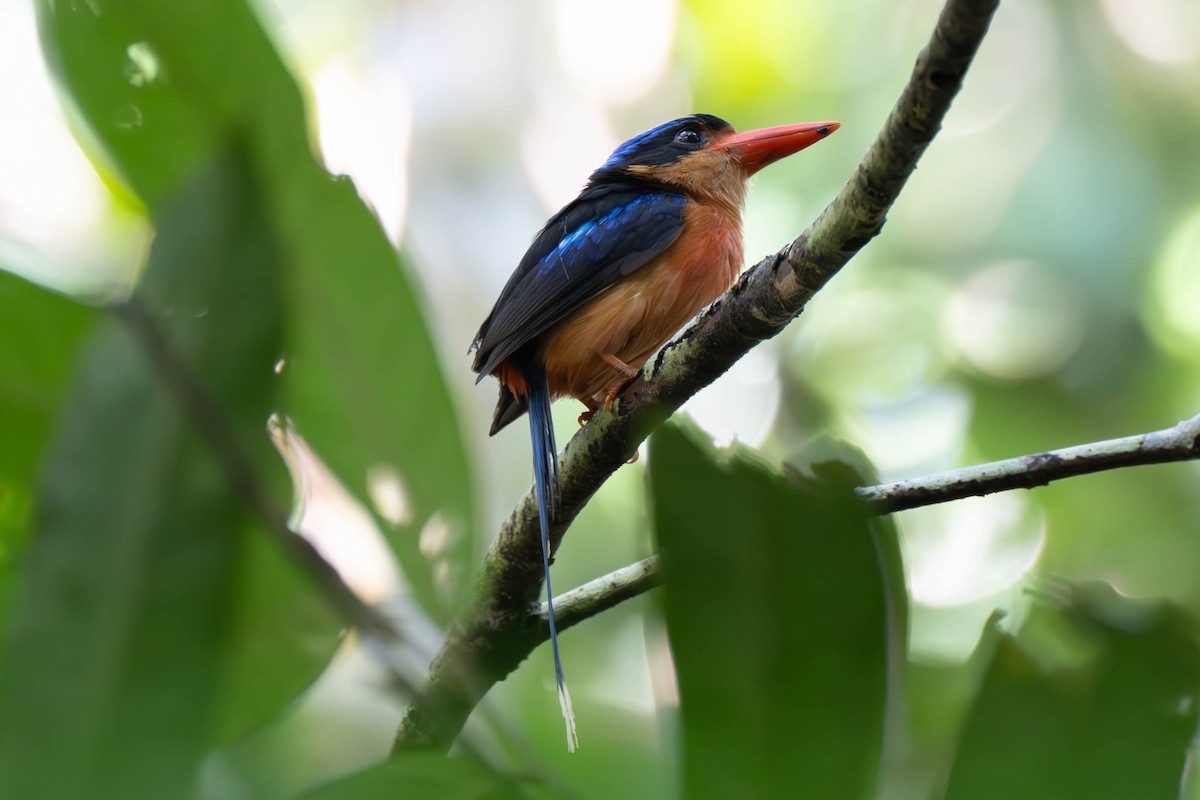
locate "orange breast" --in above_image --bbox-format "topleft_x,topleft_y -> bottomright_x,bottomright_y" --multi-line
538,202 -> 744,405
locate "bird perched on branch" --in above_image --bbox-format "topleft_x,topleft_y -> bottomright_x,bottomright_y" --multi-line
471,113 -> 839,749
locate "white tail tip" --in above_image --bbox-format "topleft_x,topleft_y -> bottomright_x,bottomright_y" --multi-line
558,681 -> 580,752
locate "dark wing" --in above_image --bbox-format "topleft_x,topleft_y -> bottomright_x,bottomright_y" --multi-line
472,186 -> 687,378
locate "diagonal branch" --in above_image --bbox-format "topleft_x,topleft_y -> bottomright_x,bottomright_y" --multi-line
531,411 -> 1200,634
394,0 -> 1001,753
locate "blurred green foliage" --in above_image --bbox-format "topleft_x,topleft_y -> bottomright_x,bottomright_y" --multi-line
944,586 -> 1200,800
297,752 -> 523,800
1,0 -> 1199,797
0,157 -> 323,798
36,0 -> 476,619
0,272 -> 95,623
651,421 -> 904,799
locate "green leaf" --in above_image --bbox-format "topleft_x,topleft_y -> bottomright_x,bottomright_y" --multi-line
0,271 -> 95,624
943,582 -> 1200,800
0,158 -> 283,798
0,271 -> 94,487
297,753 -> 523,800
36,0 -> 475,620
648,419 -> 905,799
214,530 -> 342,745
275,184 -> 473,620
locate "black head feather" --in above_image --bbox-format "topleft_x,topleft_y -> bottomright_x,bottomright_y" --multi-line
589,114 -> 732,182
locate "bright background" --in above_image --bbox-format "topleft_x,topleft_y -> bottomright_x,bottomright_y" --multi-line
4,0 -> 1200,796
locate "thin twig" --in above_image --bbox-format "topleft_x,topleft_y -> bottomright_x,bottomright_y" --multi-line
529,412 -> 1200,634
534,556 -> 661,634
859,411 -> 1200,513
395,0 -> 1001,753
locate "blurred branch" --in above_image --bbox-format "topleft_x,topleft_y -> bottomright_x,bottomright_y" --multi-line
533,412 -> 1200,631
121,297 -> 544,763
395,0 -> 1000,753
117,299 -> 399,641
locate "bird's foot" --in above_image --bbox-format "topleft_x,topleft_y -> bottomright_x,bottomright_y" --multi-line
598,353 -> 639,411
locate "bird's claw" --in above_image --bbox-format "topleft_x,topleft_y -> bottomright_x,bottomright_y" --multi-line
603,385 -> 621,412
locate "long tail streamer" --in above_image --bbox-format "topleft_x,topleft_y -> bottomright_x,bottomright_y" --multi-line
526,364 -> 579,751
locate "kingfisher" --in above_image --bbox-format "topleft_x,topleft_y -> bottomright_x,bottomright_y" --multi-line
471,113 -> 839,749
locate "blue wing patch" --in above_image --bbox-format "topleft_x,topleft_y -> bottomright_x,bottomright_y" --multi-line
534,194 -> 686,279
472,189 -> 688,378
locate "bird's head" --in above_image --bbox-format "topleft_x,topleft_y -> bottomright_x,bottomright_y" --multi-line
589,114 -> 839,211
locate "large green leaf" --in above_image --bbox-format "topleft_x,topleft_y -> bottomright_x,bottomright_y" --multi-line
0,271 -> 95,625
36,0 -> 475,619
213,530 -> 343,746
943,582 -> 1200,800
649,419 -> 906,799
297,753 -> 524,800
0,159 -> 284,798
119,157 -> 342,741
0,270 -> 94,487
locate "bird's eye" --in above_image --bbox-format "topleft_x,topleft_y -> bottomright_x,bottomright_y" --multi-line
674,129 -> 703,145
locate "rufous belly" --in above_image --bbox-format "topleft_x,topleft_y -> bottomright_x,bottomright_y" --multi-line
538,203 -> 743,406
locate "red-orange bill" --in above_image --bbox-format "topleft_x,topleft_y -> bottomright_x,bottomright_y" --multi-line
715,121 -> 841,174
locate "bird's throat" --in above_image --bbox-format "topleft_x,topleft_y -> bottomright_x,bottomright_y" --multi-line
626,152 -> 748,216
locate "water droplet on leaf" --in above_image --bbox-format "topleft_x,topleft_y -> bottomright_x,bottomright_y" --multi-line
113,104 -> 143,131
124,42 -> 160,87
